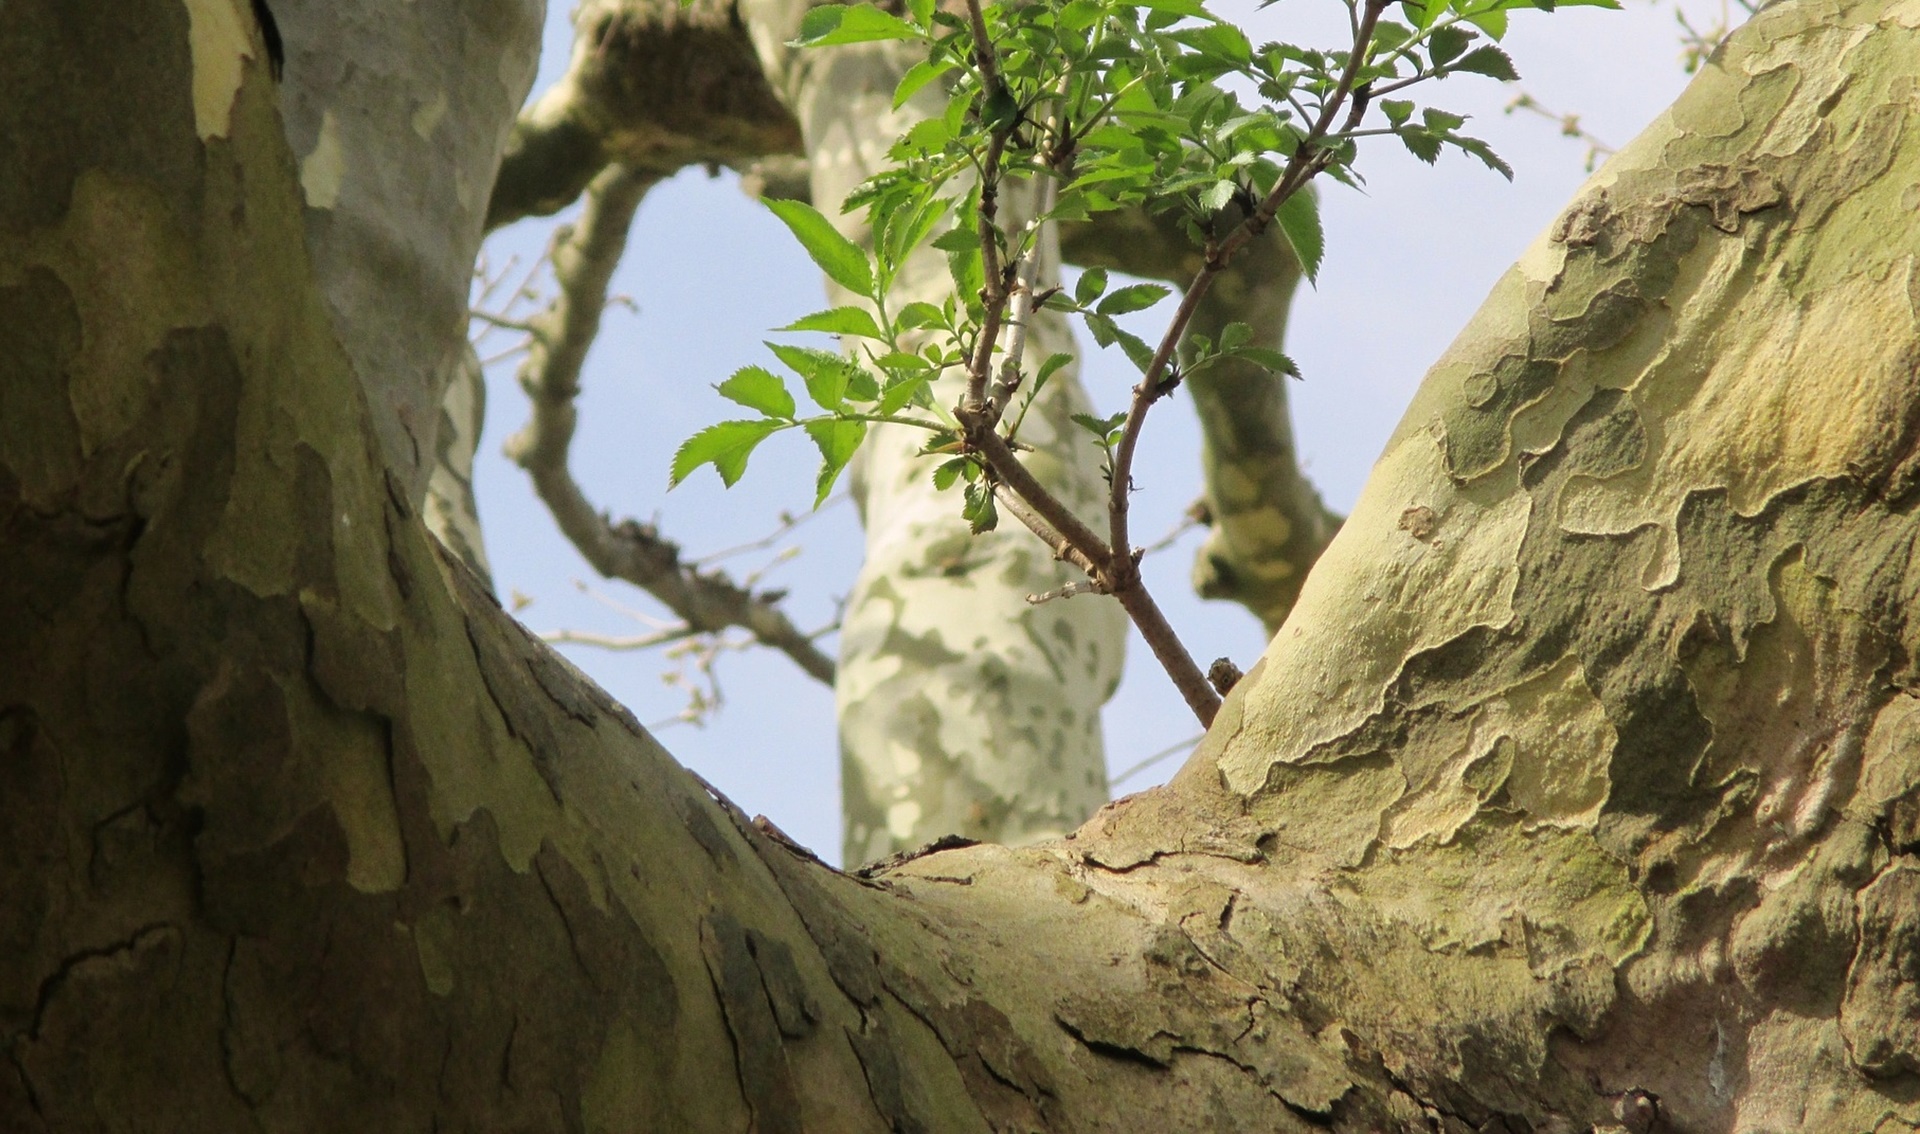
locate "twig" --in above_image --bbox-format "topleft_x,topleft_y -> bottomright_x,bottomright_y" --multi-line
1025,580 -> 1096,604
544,625 -> 697,650
502,163 -> 837,687
690,494 -> 847,567
1110,733 -> 1204,787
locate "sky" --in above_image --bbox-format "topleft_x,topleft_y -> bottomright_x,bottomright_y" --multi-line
472,0 -> 1731,863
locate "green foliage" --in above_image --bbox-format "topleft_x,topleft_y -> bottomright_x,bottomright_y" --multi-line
672,0 -> 1591,515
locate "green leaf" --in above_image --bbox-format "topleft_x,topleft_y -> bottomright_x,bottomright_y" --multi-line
1075,267 -> 1109,306
1400,128 -> 1443,163
1453,134 -> 1515,179
1380,98 -> 1416,126
1427,25 -> 1471,65
1236,347 -> 1300,377
1199,179 -> 1237,212
804,419 -> 867,506
1113,328 -> 1157,372
1135,0 -> 1209,14
962,481 -> 998,533
791,3 -> 922,46
895,301 -> 946,330
670,419 -> 783,488
1423,107 -> 1468,132
1171,24 -> 1253,66
893,57 -> 956,109
1071,410 -> 1128,441
780,306 -> 886,339
931,457 -> 968,492
768,343 -> 853,410
980,86 -> 1020,132
716,365 -> 796,419
1034,352 -> 1074,389
1220,321 -> 1252,351
930,226 -> 977,253
1451,44 -> 1518,80
765,198 -> 874,297
1097,282 -> 1171,315
877,372 -> 934,415
907,0 -> 934,28
1463,5 -> 1508,38
1274,190 -> 1324,284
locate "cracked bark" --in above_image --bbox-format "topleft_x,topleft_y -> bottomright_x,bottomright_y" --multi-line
4,1 -> 1920,1132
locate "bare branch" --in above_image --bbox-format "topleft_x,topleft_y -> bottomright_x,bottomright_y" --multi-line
503,163 -> 838,687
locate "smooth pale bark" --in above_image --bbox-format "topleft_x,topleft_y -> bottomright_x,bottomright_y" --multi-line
744,21 -> 1131,865
272,0 -> 543,517
6,2 -> 1918,1133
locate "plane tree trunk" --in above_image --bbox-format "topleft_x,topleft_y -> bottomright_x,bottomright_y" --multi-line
2,1 -> 1917,1131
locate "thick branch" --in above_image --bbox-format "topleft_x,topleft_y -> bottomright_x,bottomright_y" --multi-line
486,0 -> 802,231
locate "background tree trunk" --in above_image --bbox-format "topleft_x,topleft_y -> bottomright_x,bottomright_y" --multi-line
3,0 -> 1917,1131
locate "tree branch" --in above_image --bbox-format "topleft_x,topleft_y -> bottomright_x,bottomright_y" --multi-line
503,164 -> 837,687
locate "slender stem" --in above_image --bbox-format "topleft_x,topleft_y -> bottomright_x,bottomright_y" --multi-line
1114,570 -> 1220,726
965,421 -> 1111,566
991,80 -> 1070,417
964,132 -> 1010,410
991,483 -> 1101,578
1104,0 -> 1388,561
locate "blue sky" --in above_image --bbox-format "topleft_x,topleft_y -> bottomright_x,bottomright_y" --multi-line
473,0 -> 1722,862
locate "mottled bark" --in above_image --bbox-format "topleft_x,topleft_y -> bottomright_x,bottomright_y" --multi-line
271,0 -> 543,507
7,2 -> 1918,1133
753,24 -> 1131,864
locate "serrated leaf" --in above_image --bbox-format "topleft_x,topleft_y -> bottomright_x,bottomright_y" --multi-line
877,372 -> 933,416
1454,134 -> 1515,179
766,198 -> 874,298
1423,107 -> 1468,132
1075,267 -> 1109,306
1114,328 -> 1157,372
1071,411 -> 1129,441
1451,44 -> 1517,79
1427,25 -> 1471,65
895,301 -> 946,330
962,481 -> 998,533
670,419 -> 783,488
1220,321 -> 1252,351
781,306 -> 886,339
804,419 -> 867,506
1380,98 -> 1416,126
716,365 -> 796,419
768,343 -> 852,410
1171,24 -> 1253,66
931,457 -> 968,491
1274,189 -> 1324,284
1199,179 -> 1237,212
1097,282 -> 1172,316
893,56 -> 956,109
907,0 -> 934,28
930,225 -> 977,252
1236,346 -> 1300,377
791,3 -> 922,46
1399,128 -> 1443,163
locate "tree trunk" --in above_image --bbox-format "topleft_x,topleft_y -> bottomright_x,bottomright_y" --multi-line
3,1 -> 1917,1132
